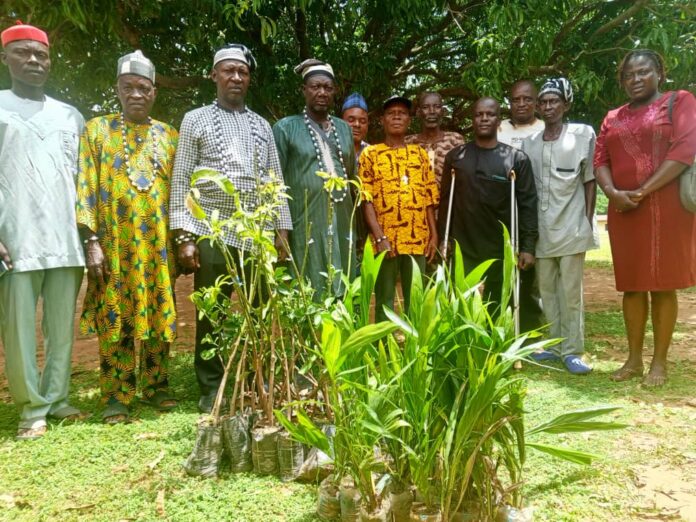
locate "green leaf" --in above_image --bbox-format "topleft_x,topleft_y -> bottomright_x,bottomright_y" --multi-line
185,194 -> 207,220
274,408 -> 332,457
526,442 -> 599,465
341,321 -> 398,356
528,406 -> 626,435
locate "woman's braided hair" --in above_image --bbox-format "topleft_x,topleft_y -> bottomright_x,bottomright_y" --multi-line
617,49 -> 666,85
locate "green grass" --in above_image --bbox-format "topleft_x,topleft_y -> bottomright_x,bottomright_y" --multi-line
585,226 -> 612,269
1,273 -> 695,521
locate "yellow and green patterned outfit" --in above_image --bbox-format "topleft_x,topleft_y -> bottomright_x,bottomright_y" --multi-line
76,114 -> 178,405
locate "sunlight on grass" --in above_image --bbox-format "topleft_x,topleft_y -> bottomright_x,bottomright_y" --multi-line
586,224 -> 612,269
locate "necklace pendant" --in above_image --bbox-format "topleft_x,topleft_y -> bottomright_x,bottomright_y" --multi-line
129,170 -> 155,192
401,175 -> 409,185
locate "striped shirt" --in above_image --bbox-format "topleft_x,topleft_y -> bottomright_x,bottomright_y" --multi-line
170,104 -> 292,250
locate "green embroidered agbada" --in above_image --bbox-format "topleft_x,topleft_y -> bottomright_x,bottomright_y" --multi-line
272,115 -> 357,298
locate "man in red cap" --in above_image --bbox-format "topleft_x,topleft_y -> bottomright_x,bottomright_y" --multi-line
0,22 -> 87,439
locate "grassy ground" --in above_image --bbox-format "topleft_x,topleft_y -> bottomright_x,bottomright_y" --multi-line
1,232 -> 694,521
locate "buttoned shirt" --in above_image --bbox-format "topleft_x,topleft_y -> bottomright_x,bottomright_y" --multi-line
170,104 -> 292,250
0,90 -> 85,272
522,123 -> 599,258
359,143 -> 439,255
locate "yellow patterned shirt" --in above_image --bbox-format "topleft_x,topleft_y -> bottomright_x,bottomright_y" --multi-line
359,143 -> 439,255
76,115 -> 178,342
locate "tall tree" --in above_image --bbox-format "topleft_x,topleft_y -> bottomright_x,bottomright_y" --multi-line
2,0 -> 694,133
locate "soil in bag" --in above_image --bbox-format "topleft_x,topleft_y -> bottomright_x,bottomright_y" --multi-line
408,502 -> 442,522
251,425 -> 281,475
389,487 -> 413,522
278,430 -> 305,482
359,503 -> 390,522
221,413 -> 253,473
297,424 -> 335,482
339,476 -> 361,521
182,422 -> 223,478
317,476 -> 341,521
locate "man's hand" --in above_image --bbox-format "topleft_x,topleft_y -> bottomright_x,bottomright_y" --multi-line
86,240 -> 110,285
0,240 -> 13,271
177,242 -> 200,274
425,232 -> 439,263
275,230 -> 291,262
376,237 -> 394,258
518,252 -> 535,270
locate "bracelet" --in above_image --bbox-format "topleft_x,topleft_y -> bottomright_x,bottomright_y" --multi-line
375,235 -> 388,244
174,233 -> 196,246
82,235 -> 99,245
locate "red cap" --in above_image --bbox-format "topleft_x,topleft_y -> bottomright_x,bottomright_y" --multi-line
1,21 -> 49,48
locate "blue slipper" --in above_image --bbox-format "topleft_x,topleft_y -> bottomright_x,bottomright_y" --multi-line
563,356 -> 593,375
530,350 -> 561,362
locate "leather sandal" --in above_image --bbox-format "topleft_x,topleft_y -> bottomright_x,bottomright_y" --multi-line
140,390 -> 178,412
48,406 -> 90,422
16,425 -> 48,441
102,402 -> 129,425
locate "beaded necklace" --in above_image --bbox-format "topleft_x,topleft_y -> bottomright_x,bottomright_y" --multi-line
212,100 -> 264,178
303,108 -> 348,203
120,113 -> 160,192
212,101 -> 265,211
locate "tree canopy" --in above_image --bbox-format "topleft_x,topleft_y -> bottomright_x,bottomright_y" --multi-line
2,0 -> 694,136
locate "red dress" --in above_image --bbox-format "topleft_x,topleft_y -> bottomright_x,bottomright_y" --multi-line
594,90 -> 696,291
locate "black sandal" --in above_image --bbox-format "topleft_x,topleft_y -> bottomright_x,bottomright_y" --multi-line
141,390 -> 178,412
102,402 -> 129,425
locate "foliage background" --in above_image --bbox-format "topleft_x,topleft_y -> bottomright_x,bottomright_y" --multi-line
2,1 -> 695,138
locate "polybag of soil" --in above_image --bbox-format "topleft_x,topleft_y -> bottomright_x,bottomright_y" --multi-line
388,487 -> 412,522
251,425 -> 281,475
296,424 -> 336,482
317,476 -> 341,521
408,503 -> 442,522
359,502 -> 390,522
182,422 -> 223,478
221,413 -> 253,473
339,476 -> 361,521
277,430 -> 305,482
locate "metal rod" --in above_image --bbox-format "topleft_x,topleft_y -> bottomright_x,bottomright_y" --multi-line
442,167 -> 456,259
509,169 -> 522,370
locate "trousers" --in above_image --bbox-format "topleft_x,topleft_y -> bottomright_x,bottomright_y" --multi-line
537,253 -> 586,357
0,267 -> 83,428
374,254 -> 426,322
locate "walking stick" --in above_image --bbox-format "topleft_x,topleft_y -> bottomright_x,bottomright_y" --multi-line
442,147 -> 466,260
442,168 -> 456,260
509,169 -> 522,370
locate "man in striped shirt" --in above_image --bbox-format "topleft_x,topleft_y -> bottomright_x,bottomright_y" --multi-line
170,44 -> 292,413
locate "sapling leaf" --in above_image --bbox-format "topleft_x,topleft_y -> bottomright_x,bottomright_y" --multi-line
185,194 -> 206,220
528,406 -> 626,435
526,442 -> 599,465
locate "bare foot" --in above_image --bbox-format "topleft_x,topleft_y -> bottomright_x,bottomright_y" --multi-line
642,364 -> 667,387
609,361 -> 644,382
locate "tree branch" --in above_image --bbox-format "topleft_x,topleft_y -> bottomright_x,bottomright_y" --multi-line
294,8 -> 310,60
590,0 -> 650,39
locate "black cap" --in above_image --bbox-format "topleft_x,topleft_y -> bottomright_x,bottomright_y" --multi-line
382,95 -> 412,111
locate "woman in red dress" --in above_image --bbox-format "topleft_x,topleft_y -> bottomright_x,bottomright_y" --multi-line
594,49 -> 696,386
